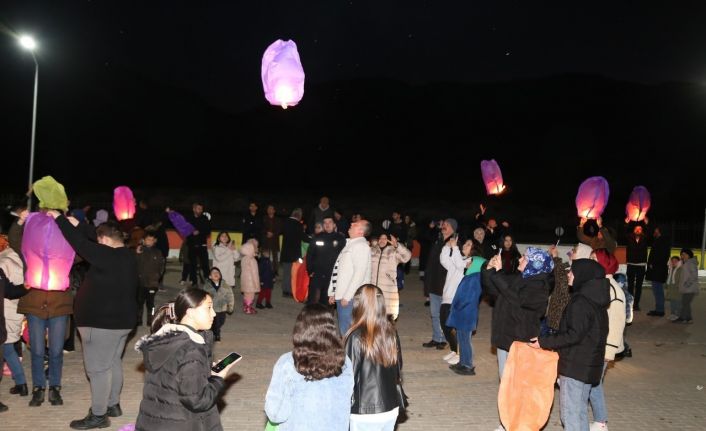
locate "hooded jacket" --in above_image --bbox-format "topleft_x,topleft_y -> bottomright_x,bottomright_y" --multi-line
135,324 -> 225,431
239,241 -> 260,294
539,259 -> 610,385
678,257 -> 699,295
370,242 -> 411,318
482,269 -> 552,351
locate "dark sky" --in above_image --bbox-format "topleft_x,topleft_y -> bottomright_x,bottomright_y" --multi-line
1,1 -> 706,225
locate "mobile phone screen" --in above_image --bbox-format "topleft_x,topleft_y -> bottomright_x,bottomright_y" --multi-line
212,352 -> 242,372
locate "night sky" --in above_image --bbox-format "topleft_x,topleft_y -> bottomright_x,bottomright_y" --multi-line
1,2 -> 706,225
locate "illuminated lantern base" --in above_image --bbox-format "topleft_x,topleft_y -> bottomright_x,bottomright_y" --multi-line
21,212 -> 75,291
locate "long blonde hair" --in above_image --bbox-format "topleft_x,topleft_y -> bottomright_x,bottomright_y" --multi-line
344,284 -> 398,367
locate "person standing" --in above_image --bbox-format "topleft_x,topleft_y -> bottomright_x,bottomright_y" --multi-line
645,227 -> 671,317
625,222 -> 649,311
307,217 -> 345,305
421,219 -> 456,349
242,200 -> 263,244
262,204 -> 283,276
328,220 -> 372,335
673,248 -> 699,324
50,211 -> 137,430
280,208 -> 308,298
308,196 -> 333,234
186,202 -> 212,286
370,233 -> 412,320
135,231 -> 165,326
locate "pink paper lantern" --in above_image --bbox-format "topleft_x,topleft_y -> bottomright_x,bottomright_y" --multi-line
480,159 -> 506,195
113,186 -> 136,221
261,39 -> 305,109
21,212 -> 75,291
625,186 -> 651,222
575,176 -> 610,219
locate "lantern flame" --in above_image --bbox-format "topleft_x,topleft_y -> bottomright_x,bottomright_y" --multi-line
22,212 -> 75,291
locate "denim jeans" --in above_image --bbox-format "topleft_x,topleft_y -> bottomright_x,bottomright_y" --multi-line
559,375 -> 592,431
497,348 -> 508,380
350,407 -> 399,431
3,342 -> 27,385
27,314 -> 68,387
429,293 -> 444,343
589,361 -> 609,423
457,329 -> 473,368
651,281 -> 665,313
336,299 -> 354,336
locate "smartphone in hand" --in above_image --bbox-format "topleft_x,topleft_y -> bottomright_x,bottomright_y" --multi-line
212,352 -> 242,372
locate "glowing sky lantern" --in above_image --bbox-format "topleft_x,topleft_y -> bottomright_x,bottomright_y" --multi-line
575,176 -> 610,219
625,186 -> 651,222
261,39 -> 305,109
21,212 -> 75,291
480,159 -> 506,195
113,186 -> 136,221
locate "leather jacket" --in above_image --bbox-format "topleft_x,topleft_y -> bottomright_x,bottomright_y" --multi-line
345,328 -> 403,414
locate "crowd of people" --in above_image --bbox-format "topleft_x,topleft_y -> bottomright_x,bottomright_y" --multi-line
0,193 -> 701,431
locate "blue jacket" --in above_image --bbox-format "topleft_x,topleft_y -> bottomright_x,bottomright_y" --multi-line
446,273 -> 482,332
265,352 -> 354,431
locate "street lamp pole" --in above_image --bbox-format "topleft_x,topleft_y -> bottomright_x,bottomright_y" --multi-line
19,35 -> 38,210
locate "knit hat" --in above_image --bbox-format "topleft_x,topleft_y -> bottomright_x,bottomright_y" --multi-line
445,218 -> 458,232
522,247 -> 555,278
573,243 -> 593,260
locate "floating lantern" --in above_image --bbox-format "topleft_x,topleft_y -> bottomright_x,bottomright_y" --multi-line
21,212 -> 75,291
113,186 -> 136,221
261,39 -> 305,109
480,159 -> 506,195
625,186 -> 651,222
167,210 -> 195,238
575,176 -> 610,219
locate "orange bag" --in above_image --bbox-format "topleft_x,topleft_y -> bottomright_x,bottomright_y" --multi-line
498,341 -> 559,431
291,260 -> 310,303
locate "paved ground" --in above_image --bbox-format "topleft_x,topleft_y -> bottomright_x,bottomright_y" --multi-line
1,262 -> 705,430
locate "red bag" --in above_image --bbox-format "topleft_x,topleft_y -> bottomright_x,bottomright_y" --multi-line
498,341 -> 559,431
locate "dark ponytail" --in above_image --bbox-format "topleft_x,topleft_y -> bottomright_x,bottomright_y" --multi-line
150,288 -> 210,334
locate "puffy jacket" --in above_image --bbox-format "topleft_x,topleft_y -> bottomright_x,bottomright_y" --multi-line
605,275 -> 626,360
135,324 -> 225,431
345,328 -> 403,415
539,259 -> 610,385
370,243 -> 411,317
202,280 -> 235,314
239,241 -> 260,294
678,257 -> 699,294
136,246 -> 165,289
482,269 -> 551,351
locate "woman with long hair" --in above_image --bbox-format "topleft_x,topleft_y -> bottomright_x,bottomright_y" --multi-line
370,233 -> 412,320
135,288 -> 236,431
265,304 -> 353,430
345,284 -> 405,431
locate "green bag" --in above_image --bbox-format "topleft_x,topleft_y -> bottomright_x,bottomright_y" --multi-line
265,419 -> 279,431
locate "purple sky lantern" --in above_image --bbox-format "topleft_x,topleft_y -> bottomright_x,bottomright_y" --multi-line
261,39 -> 305,109
626,186 -> 651,222
480,159 -> 506,195
167,210 -> 196,238
575,176 -> 610,219
21,212 -> 75,291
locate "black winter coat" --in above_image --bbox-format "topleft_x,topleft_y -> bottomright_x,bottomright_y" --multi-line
306,231 -> 345,278
482,269 -> 551,351
646,235 -> 671,283
625,233 -> 649,264
135,325 -> 225,431
539,259 -> 610,386
423,234 -> 451,297
345,328 -> 403,414
280,217 -> 309,263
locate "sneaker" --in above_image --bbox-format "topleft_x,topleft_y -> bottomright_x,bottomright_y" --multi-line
10,383 -> 29,396
265,303 -> 273,309
29,386 -> 45,406
48,385 -> 63,406
0,401 -> 7,413
255,303 -> 265,309
442,351 -> 456,361
106,404 -> 122,417
668,314 -> 679,321
590,421 -> 608,431
449,363 -> 475,375
646,310 -> 664,317
422,340 -> 440,348
435,342 -> 448,350
447,354 -> 460,365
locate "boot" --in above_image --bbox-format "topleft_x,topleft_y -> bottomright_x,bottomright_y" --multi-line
10,383 -> 29,396
106,403 -> 122,417
69,408 -> 110,429
48,385 -> 64,405
29,386 -> 45,406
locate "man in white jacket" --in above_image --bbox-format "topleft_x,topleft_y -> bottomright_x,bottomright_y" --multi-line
328,220 -> 372,335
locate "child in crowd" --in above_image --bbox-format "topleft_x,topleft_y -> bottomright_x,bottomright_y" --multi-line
136,231 -> 166,326
665,256 -> 682,321
257,249 -> 275,309
239,239 -> 261,314
212,232 -> 240,288
202,267 -> 235,342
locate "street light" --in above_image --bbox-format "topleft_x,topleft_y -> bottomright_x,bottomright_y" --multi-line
18,34 -> 38,210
